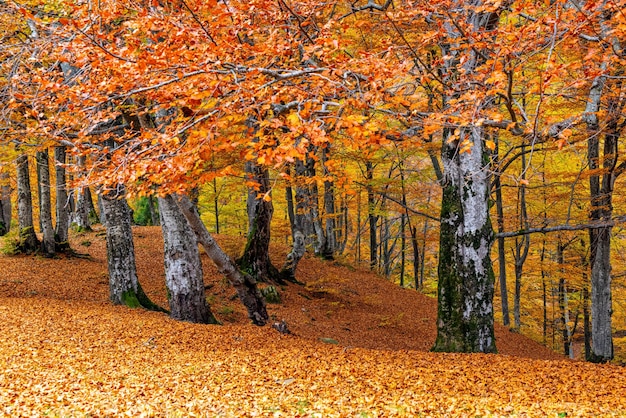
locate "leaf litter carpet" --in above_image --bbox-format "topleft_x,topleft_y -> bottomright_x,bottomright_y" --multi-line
0,226 -> 624,416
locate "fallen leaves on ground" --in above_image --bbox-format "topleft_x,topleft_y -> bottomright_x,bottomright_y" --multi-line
0,226 -> 624,416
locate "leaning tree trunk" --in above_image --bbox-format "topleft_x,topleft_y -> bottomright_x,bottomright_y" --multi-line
238,161 -> 278,282
16,154 -> 40,253
0,171 -> 11,236
159,194 -> 217,324
54,146 -> 70,249
175,194 -> 269,325
36,150 -> 55,256
433,127 -> 496,353
101,186 -> 162,311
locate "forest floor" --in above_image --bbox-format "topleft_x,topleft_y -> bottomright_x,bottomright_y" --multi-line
0,226 -> 625,416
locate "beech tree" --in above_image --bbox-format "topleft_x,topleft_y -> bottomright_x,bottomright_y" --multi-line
101,185 -> 162,311
16,154 -> 39,253
159,194 -> 218,324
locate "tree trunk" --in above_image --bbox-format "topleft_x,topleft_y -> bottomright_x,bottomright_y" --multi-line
101,187 -> 162,311
159,194 -> 217,324
365,161 -> 378,270
54,146 -> 70,249
147,195 -> 160,226
585,75 -> 616,362
0,171 -> 11,236
400,213 -> 406,287
36,150 -> 55,256
281,230 -> 306,282
71,156 -> 92,231
16,154 -> 40,253
285,167 -> 296,234
175,194 -> 268,326
493,134 -> 510,326
321,144 -> 336,259
513,151 -> 531,331
432,0 -> 500,354
239,161 -> 278,282
433,127 -> 496,353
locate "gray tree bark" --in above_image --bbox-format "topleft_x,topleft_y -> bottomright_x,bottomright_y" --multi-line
432,0 -> 500,354
0,171 -> 11,236
159,194 -> 217,324
239,161 -> 278,282
583,62 -> 617,363
433,127 -> 496,353
101,186 -> 161,311
54,146 -> 70,248
175,194 -> 268,325
16,154 -> 40,253
71,157 -> 92,231
321,144 -> 336,259
36,150 -> 55,256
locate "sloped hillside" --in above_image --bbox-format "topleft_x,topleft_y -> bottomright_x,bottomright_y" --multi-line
0,226 -> 624,416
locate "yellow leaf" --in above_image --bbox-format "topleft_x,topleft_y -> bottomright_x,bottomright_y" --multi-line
485,140 -> 496,152
287,112 -> 300,127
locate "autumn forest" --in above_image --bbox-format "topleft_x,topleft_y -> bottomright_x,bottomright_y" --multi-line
1,0 -> 626,415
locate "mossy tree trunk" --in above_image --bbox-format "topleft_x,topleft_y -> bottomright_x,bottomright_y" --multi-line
101,186 -> 162,311
175,194 -> 268,325
431,0 -> 501,354
159,194 -> 217,324
16,154 -> 40,253
239,161 -> 278,282
433,127 -> 496,354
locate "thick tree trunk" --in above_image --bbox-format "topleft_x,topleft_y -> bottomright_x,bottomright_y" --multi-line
16,154 -> 40,253
584,75 -> 616,362
36,150 -> 55,256
589,225 -> 613,361
433,127 -> 496,353
432,0 -> 500,354
239,161 -> 278,282
175,194 -> 268,326
0,172 -> 11,236
159,194 -> 217,324
101,187 -> 161,311
72,186 -> 92,231
54,146 -> 70,248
